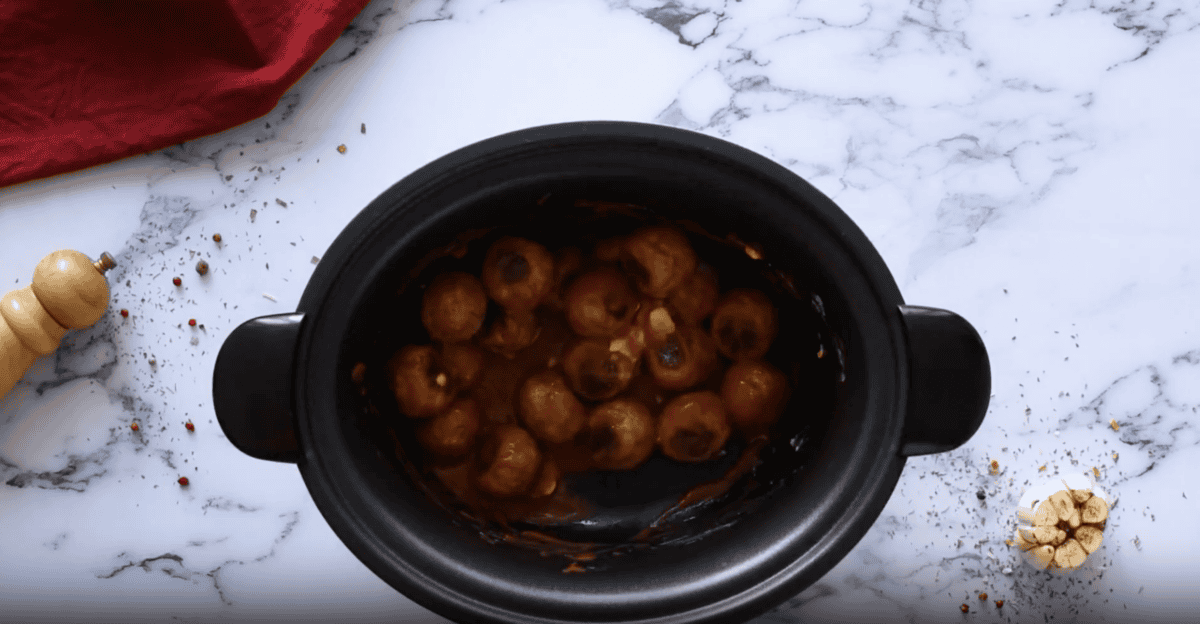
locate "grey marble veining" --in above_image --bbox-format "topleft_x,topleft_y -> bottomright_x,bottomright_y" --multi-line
2,0 -> 1198,622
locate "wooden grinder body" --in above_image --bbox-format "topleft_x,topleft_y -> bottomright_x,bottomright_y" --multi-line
0,251 -> 113,402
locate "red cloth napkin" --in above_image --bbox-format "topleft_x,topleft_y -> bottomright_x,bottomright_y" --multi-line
0,0 -> 371,189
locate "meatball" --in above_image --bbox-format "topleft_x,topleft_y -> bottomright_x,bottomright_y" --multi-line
547,247 -> 584,310
441,343 -> 485,390
417,398 -> 481,458
530,457 -> 561,498
646,324 -> 718,391
594,236 -> 625,263
480,311 -> 541,358
476,425 -> 543,498
711,289 -> 778,361
657,391 -> 731,463
518,370 -> 588,444
620,227 -> 697,298
721,360 -> 789,432
585,399 -> 656,471
388,345 -> 455,418
667,262 -> 719,325
421,272 -> 488,343
482,237 -> 555,312
564,267 -> 640,338
562,339 -> 636,401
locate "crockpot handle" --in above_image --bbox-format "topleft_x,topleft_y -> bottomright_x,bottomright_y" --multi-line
897,305 -> 991,457
212,313 -> 305,464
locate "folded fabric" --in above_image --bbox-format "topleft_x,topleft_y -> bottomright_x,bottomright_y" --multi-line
0,0 -> 372,189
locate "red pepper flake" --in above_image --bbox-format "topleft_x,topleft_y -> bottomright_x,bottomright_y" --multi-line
173,277 -> 182,286
979,592 -> 988,600
185,421 -> 195,432
120,309 -> 129,318
960,604 -> 969,613
178,477 -> 189,486
995,600 -> 1004,608
337,144 -> 347,154
212,233 -> 222,243
130,422 -> 139,431
188,319 -> 197,327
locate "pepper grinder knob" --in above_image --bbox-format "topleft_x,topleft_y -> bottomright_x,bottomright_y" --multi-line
0,250 -> 117,401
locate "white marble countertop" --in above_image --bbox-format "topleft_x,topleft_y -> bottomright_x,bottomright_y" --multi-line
3,0 -> 1198,622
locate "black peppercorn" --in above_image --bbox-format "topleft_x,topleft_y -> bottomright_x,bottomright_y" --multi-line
977,489 -> 986,500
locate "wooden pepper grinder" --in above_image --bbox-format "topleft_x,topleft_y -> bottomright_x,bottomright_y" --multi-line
0,251 -> 117,402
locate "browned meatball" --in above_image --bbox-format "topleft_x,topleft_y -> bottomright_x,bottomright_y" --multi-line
667,262 -> 719,325
480,311 -> 541,359
620,227 -> 697,298
721,360 -> 789,432
657,391 -> 731,463
547,247 -> 584,310
530,456 -> 561,498
422,272 -> 488,343
518,370 -> 587,444
594,236 -> 625,263
585,399 -> 656,471
646,324 -> 718,391
562,339 -> 636,401
711,289 -> 778,361
441,343 -> 485,390
388,345 -> 455,418
482,237 -> 555,312
564,267 -> 640,338
417,398 -> 481,458
476,425 -> 543,498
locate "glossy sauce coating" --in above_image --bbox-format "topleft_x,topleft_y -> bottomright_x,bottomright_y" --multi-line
711,289 -> 778,361
657,391 -> 731,462
721,360 -> 790,434
585,399 -> 656,471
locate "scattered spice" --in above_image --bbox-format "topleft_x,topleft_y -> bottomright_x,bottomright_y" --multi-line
990,459 -> 1000,475
276,198 -> 288,207
1093,466 -> 1101,478
1039,464 -> 1047,472
1110,419 -> 1119,431
196,260 -> 209,275
188,319 -> 197,327
1112,452 -> 1119,461
995,600 -> 1004,608
361,123 -> 366,134
337,144 -> 347,154
213,233 -> 222,243
263,293 -> 277,302
185,421 -> 195,432
173,277 -> 182,286
960,604 -> 969,613
149,359 -> 156,366
120,309 -> 129,318
979,592 -> 988,600
130,422 -> 139,431
178,477 -> 189,486
976,489 -> 986,500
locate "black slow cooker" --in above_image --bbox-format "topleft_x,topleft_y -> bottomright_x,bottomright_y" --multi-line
213,121 -> 990,624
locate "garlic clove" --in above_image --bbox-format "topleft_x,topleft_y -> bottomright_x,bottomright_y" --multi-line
1075,525 -> 1104,554
1049,490 -> 1075,522
1053,538 -> 1088,569
1082,495 -> 1109,524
